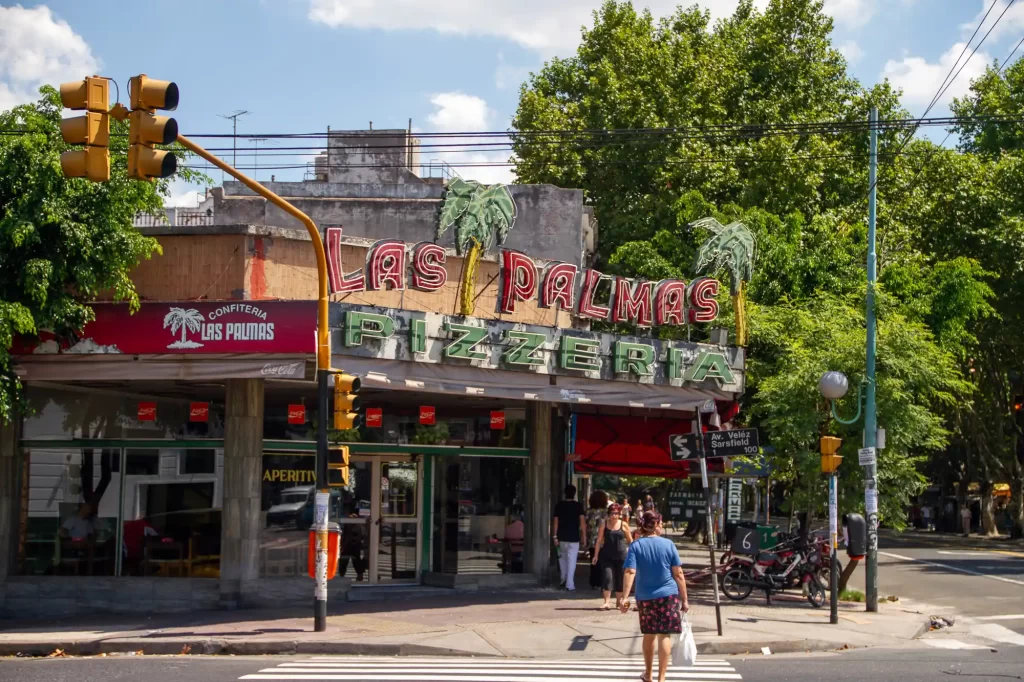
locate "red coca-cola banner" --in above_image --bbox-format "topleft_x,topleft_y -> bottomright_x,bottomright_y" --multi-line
138,402 -> 157,422
366,408 -> 383,428
13,301 -> 316,355
287,404 -> 306,425
419,406 -> 435,425
490,411 -> 506,430
190,402 -> 209,422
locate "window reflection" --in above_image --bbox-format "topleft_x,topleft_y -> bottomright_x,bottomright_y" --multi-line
432,457 -> 525,576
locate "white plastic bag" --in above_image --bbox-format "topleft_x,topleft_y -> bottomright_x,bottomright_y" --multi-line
672,616 -> 697,667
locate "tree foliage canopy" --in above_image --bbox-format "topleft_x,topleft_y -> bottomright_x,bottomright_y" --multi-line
0,86 -> 204,423
513,0 -> 1021,533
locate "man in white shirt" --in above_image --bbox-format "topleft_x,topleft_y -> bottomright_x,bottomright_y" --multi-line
60,503 -> 95,541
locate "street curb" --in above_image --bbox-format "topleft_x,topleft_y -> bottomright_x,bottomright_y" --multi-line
0,635 -> 863,659
0,638 -> 498,659
696,638 -> 853,656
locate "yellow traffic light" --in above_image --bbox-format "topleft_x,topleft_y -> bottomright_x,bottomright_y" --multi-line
327,445 -> 350,487
59,76 -> 110,182
333,373 -> 362,430
820,436 -> 843,473
127,74 -> 178,180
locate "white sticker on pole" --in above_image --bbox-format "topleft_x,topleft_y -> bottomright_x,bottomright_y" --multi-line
314,491 -> 330,527
858,447 -> 877,466
865,487 -> 878,514
829,478 -> 838,546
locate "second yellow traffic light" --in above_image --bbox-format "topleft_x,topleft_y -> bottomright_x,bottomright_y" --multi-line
127,74 -> 178,180
327,445 -> 350,487
333,373 -> 362,430
820,436 -> 843,473
59,76 -> 110,182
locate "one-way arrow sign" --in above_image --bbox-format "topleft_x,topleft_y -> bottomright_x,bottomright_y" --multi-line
669,433 -> 699,461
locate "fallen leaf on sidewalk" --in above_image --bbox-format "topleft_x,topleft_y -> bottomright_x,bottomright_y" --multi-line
180,644 -> 192,655
47,649 -> 66,658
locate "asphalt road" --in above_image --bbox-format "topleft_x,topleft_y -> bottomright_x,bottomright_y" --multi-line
874,531 -> 1024,635
4,650 -> 1024,682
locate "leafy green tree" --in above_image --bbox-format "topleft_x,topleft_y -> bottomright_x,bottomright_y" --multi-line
0,86 -> 204,423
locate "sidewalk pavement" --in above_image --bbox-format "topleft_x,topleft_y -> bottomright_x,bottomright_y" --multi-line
0,583 -> 939,659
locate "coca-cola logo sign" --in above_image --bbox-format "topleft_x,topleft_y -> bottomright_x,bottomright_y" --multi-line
490,410 -> 506,430
138,402 -> 157,422
366,408 -> 383,428
190,402 -> 209,423
261,361 -> 303,376
419,406 -> 435,425
287,404 -> 306,425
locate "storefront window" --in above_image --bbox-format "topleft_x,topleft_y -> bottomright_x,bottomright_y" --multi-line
432,457 -> 526,576
18,447 -> 223,578
22,385 -> 225,440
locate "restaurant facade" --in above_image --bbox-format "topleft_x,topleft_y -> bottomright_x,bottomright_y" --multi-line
0,130 -> 746,618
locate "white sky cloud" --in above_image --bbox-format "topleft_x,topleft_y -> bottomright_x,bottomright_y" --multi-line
305,0 -> 880,57
0,4 -> 99,111
823,0 -> 875,29
423,91 -> 513,184
837,40 -> 865,63
962,0 -> 1024,44
881,41 -> 992,112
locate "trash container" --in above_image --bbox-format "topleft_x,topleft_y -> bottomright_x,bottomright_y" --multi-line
307,522 -> 341,579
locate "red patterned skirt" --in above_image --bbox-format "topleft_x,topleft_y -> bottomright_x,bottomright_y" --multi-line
637,594 -> 682,635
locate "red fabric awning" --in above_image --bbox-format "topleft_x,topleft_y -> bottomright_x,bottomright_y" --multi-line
573,415 -> 727,479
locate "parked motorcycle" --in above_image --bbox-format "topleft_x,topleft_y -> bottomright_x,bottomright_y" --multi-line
721,538 -> 827,608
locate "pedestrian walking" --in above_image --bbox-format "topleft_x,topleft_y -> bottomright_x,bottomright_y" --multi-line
620,511 -> 689,682
961,504 -> 972,537
593,502 -> 633,610
921,504 -> 932,531
586,490 -> 609,590
621,497 -> 633,524
553,484 -> 586,591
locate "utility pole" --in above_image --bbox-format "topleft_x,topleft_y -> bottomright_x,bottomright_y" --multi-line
864,106 -> 880,612
219,110 -> 249,179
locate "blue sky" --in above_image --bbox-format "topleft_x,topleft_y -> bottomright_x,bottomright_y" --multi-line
1,0 -> 1020,204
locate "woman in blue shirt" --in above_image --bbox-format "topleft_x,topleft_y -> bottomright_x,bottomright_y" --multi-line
620,511 -> 689,682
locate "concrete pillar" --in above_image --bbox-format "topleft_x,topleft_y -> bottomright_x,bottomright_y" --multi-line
526,401 -> 554,580
220,378 -> 264,608
0,417 -> 22,581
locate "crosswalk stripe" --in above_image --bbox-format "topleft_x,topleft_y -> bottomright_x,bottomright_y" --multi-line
241,657 -> 742,682
239,671 -> 737,675
281,663 -> 735,670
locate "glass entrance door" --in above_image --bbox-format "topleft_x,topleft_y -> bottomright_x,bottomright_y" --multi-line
342,457 -> 421,585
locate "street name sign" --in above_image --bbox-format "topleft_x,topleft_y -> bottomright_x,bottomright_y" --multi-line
705,428 -> 760,458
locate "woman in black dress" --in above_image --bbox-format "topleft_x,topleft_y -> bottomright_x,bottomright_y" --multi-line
592,503 -> 632,610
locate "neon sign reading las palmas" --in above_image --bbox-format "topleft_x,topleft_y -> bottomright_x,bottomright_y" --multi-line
323,228 -> 722,327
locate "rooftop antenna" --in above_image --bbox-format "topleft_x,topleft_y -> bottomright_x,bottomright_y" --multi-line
218,110 -> 250,180
247,137 -> 274,181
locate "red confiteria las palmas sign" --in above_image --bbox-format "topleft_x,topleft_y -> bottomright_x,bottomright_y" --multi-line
15,301 -> 316,355
323,227 -> 721,327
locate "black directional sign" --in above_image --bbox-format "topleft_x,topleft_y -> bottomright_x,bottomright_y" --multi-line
705,428 -> 760,458
669,433 -> 699,461
669,428 -> 761,461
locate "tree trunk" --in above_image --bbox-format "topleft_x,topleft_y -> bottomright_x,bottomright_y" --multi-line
838,557 -> 860,592
1011,474 -> 1024,540
459,239 -> 482,316
980,481 -> 998,536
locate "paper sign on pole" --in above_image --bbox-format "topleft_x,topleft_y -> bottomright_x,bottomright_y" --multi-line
865,487 -> 878,514
858,447 -> 877,466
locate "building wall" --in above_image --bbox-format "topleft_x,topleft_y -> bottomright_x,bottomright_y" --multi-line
121,234 -> 248,301
212,181 -> 588,268
127,228 -> 571,326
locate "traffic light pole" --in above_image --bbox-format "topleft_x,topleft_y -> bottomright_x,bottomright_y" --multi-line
864,108 -> 879,613
695,410 -> 723,637
176,134 -> 333,631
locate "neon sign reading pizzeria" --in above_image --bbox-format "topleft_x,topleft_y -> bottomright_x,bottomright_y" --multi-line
323,228 -> 721,326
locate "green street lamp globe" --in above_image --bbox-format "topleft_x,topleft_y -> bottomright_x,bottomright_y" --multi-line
818,371 -> 849,400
